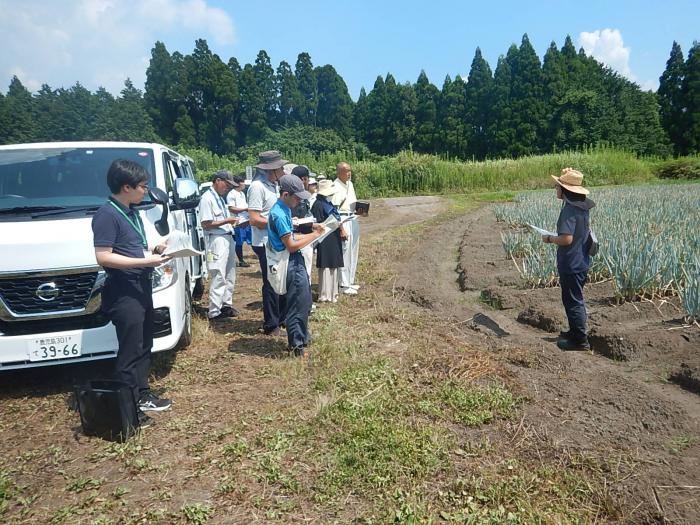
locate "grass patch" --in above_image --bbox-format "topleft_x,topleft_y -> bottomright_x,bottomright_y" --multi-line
0,470 -> 14,517
309,358 -> 450,499
438,382 -> 516,426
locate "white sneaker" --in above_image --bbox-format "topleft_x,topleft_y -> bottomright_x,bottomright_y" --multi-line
341,287 -> 358,295
349,284 -> 360,290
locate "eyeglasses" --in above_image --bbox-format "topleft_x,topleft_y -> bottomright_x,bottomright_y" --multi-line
137,183 -> 149,190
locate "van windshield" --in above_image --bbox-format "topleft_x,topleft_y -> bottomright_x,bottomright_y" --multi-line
0,147 -> 156,212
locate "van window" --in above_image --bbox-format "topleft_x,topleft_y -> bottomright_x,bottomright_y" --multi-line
0,147 -> 156,210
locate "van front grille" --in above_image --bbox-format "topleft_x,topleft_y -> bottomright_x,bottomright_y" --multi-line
0,273 -> 97,315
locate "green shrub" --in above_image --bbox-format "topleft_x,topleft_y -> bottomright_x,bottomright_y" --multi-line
655,157 -> 700,180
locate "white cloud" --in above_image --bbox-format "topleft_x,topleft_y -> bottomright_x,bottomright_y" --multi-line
0,0 -> 236,94
578,28 -> 656,90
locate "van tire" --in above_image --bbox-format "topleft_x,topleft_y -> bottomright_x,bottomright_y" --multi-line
192,277 -> 205,300
177,284 -> 193,348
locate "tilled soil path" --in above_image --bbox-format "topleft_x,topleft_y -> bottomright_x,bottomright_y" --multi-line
395,201 -> 700,523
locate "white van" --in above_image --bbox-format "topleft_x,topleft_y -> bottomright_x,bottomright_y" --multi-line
0,142 -> 207,370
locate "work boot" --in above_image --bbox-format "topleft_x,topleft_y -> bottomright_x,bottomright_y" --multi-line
557,339 -> 591,351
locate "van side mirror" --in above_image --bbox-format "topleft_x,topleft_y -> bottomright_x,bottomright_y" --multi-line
173,179 -> 200,210
148,187 -> 170,236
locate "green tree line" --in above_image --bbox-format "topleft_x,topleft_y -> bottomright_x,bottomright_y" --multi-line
0,35 -> 698,159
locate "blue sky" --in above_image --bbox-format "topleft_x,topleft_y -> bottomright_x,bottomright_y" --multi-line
1,0 -> 697,98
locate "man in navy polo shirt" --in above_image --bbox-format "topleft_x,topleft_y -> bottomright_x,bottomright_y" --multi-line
92,159 -> 172,428
268,175 -> 325,356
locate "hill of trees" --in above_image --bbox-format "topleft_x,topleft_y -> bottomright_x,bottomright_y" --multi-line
0,35 -> 698,159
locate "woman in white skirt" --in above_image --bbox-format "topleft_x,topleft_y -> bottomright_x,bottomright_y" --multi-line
310,180 -> 344,302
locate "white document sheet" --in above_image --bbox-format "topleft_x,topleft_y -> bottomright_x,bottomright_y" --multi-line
163,230 -> 204,258
527,224 -> 558,238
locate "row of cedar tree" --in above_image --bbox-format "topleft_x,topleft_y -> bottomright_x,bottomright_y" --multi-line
1,35 -> 699,159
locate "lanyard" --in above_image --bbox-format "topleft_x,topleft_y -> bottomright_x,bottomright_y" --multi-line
210,188 -> 228,218
109,200 -> 147,248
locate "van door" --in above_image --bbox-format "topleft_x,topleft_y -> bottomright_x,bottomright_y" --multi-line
177,158 -> 205,282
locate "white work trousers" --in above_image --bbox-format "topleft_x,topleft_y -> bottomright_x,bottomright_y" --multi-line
206,233 -> 236,318
339,218 -> 360,287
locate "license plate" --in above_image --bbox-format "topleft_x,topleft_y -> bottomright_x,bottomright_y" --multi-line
27,333 -> 82,362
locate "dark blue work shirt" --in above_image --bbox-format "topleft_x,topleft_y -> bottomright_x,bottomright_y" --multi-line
556,198 -> 595,275
92,197 -> 152,280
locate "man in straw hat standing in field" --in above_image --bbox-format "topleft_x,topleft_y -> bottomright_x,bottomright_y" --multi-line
332,162 -> 360,295
248,150 -> 288,336
542,167 -> 596,351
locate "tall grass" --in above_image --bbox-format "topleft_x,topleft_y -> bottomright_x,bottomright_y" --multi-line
178,145 -> 656,196
349,146 -> 653,198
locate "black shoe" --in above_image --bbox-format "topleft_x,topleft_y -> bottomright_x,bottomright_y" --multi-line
138,410 -> 155,429
221,305 -> 239,317
559,330 -> 571,339
238,260 -> 251,267
290,346 -> 305,357
138,392 -> 172,412
557,339 -> 591,351
209,312 -> 229,322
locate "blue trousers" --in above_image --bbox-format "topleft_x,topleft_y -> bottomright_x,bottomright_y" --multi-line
284,252 -> 312,350
252,245 -> 286,333
560,272 -> 588,343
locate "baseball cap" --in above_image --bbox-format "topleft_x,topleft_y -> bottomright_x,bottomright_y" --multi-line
279,174 -> 311,200
211,170 -> 234,184
291,165 -> 310,179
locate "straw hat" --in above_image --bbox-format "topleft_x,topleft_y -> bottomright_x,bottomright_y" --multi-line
317,179 -> 338,197
551,167 -> 589,195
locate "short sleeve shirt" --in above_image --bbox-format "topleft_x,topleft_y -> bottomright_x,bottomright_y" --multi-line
92,197 -> 150,279
199,188 -> 232,235
226,188 -> 249,221
556,202 -> 590,274
247,171 -> 279,246
267,200 -> 293,252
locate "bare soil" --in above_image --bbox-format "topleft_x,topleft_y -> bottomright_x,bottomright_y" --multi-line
0,196 -> 698,524
396,202 -> 700,523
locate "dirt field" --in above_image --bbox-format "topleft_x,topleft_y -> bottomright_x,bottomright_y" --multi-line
1,195 -> 698,524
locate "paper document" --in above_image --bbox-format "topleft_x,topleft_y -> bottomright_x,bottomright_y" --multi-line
163,230 -> 204,258
527,224 -> 558,237
314,215 -> 355,244
296,216 -> 315,225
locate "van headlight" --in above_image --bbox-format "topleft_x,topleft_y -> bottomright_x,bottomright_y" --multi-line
151,259 -> 178,292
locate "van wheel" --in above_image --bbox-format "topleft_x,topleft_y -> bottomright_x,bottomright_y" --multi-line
178,285 -> 193,348
192,277 -> 205,300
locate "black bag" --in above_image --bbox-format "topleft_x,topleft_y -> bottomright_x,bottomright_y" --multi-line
586,229 -> 600,257
74,380 -> 139,442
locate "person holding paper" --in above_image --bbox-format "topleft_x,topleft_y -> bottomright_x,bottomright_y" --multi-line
227,174 -> 252,268
542,168 -> 596,351
199,170 -> 239,321
92,159 -> 173,428
331,162 -> 360,295
268,175 -> 325,357
311,180 -> 344,302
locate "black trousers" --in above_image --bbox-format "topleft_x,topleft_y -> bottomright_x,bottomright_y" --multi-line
284,252 -> 312,350
560,272 -> 588,343
252,245 -> 287,333
102,276 -> 153,404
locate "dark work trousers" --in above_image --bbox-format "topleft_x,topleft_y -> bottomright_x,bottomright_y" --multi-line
235,243 -> 244,263
560,272 -> 588,343
102,275 -> 154,404
252,245 -> 287,333
284,252 -> 312,350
